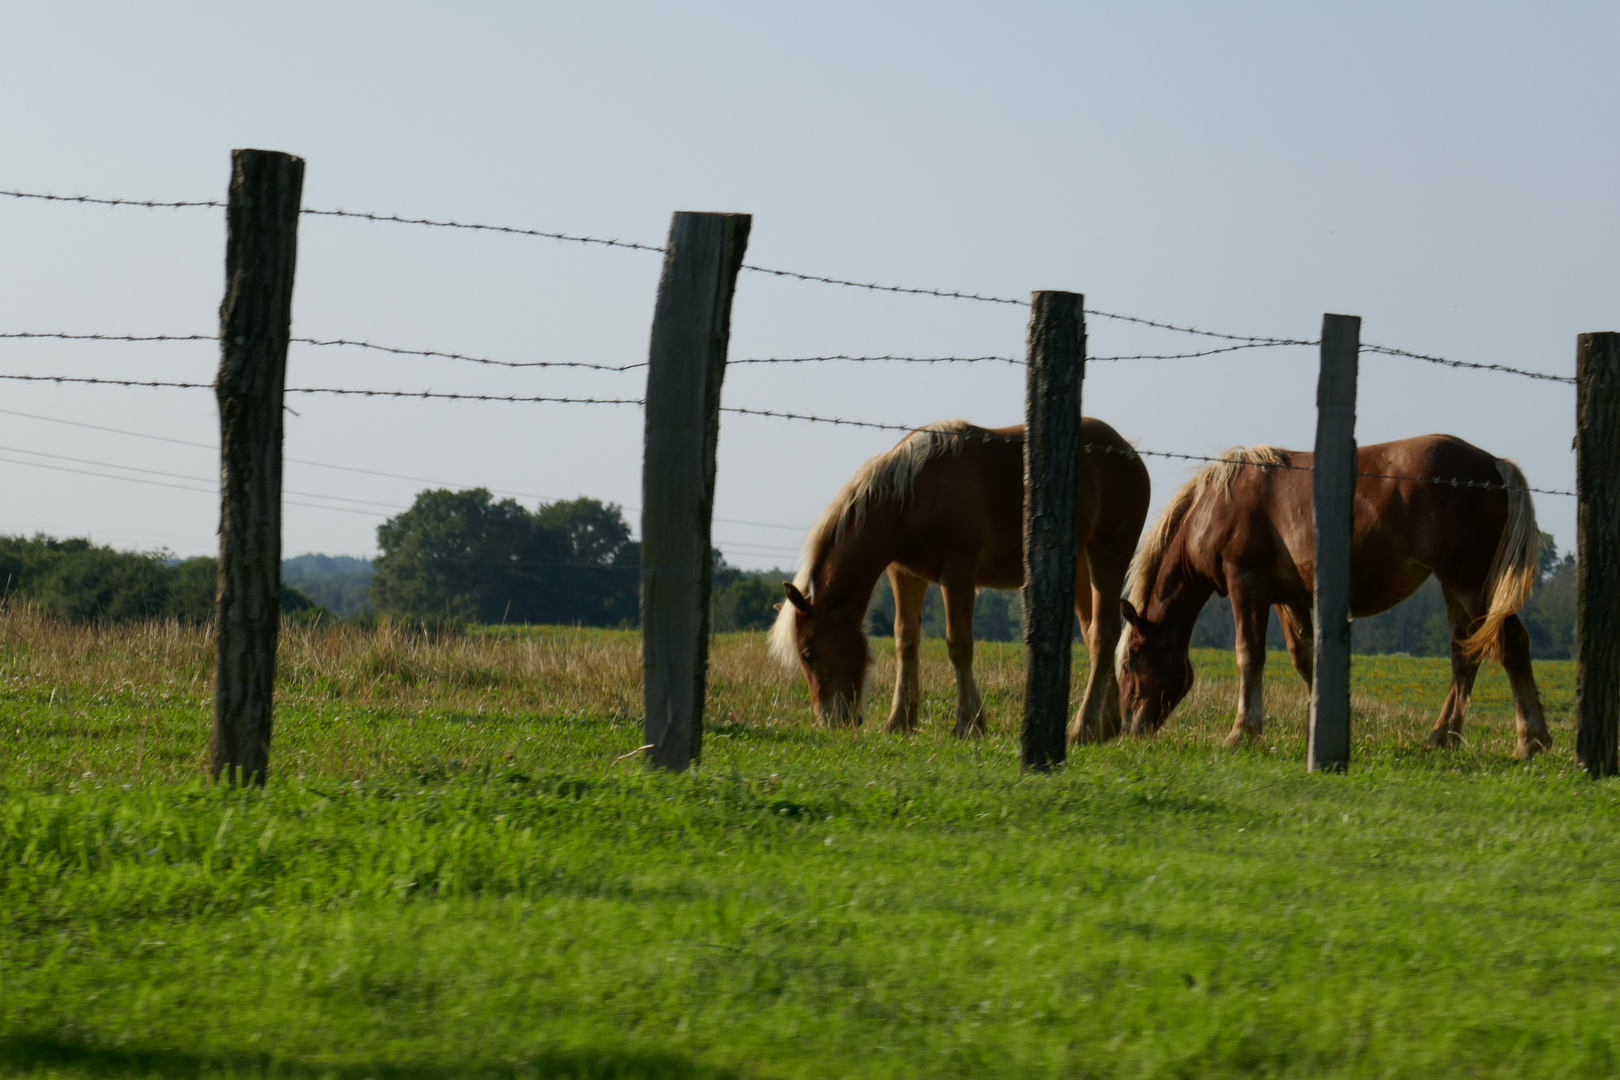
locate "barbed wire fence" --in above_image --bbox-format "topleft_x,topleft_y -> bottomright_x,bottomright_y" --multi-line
2,165 -> 1613,778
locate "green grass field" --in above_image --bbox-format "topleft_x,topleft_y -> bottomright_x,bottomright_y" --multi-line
0,611 -> 1615,1079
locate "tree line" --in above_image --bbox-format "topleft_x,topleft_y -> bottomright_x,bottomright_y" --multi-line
0,491 -> 1582,660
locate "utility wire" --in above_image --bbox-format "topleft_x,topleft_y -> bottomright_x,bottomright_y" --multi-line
0,405 -> 808,535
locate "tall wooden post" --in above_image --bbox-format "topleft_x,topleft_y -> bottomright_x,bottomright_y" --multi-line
1577,332 -> 1620,779
1309,313 -> 1359,774
641,211 -> 751,772
1021,291 -> 1085,771
211,149 -> 303,785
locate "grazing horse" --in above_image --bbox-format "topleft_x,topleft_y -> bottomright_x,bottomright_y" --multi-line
769,418 -> 1150,740
1117,435 -> 1550,758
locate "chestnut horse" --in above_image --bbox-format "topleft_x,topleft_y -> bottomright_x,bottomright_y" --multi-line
1117,435 -> 1550,758
769,418 -> 1150,740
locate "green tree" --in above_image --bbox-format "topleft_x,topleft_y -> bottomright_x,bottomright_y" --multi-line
534,498 -> 639,625
369,490 -> 639,626
370,489 -> 547,622
715,576 -> 781,631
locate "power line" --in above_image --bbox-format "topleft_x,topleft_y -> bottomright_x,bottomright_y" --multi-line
0,405 -> 809,535
0,444 -> 405,511
0,454 -> 388,516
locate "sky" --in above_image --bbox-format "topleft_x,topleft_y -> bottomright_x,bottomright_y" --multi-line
1,1 -> 1615,571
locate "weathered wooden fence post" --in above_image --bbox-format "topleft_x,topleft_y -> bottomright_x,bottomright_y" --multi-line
642,211 -> 751,772
210,149 -> 303,785
1577,331 -> 1620,779
1309,312 -> 1359,774
1021,291 -> 1085,771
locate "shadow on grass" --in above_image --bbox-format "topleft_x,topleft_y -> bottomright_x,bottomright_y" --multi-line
0,1036 -> 739,1080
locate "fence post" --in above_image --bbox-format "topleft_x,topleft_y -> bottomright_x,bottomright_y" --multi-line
210,149 -> 304,786
641,211 -> 751,772
1577,332 -> 1620,779
1309,313 -> 1359,774
1021,291 -> 1085,771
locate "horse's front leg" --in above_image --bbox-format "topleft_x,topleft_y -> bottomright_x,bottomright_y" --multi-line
886,567 -> 928,733
1224,577 -> 1271,747
1071,553 -> 1123,744
941,576 -> 985,738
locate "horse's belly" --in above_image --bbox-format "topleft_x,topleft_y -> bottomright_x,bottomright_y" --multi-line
1351,558 -> 1431,618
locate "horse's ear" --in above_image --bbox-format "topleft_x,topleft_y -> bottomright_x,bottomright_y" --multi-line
773,602 -> 784,612
1121,599 -> 1144,630
782,582 -> 812,615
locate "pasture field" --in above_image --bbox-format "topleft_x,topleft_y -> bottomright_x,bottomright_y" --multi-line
0,609 -> 1615,1079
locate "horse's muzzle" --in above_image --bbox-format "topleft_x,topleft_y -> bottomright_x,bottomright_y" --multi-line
818,691 -> 863,728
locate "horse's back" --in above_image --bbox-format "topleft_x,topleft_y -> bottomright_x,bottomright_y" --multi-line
1219,434 -> 1517,615
893,418 -> 1149,588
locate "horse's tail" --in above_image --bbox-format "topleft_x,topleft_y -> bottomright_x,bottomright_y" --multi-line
1458,458 -> 1540,661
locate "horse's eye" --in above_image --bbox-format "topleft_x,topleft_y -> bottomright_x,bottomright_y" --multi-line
800,648 -> 815,663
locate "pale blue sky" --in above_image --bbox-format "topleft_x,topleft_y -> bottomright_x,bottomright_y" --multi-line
2,2 -> 1614,567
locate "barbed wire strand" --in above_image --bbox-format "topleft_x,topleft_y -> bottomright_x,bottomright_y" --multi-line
733,341 -> 1319,366
0,190 -> 223,210
0,331 -> 647,372
0,332 -> 216,344
1363,343 -> 1574,385
0,190 -> 1338,346
293,337 -> 646,372
0,330 -> 1573,382
0,367 -> 1574,494
299,207 -> 667,255
1,188 -> 1578,378
0,373 -> 646,407
719,407 -> 1575,497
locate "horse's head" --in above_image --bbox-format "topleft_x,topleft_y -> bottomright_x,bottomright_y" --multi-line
777,582 -> 868,725
1118,599 -> 1194,733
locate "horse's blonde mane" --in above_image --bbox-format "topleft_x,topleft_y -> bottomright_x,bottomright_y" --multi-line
1123,445 -> 1292,613
768,420 -> 975,667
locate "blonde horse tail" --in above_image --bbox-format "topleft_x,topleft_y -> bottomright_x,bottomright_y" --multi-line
1458,459 -> 1540,661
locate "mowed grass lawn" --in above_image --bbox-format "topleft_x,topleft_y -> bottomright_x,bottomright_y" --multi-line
0,611 -> 1616,1079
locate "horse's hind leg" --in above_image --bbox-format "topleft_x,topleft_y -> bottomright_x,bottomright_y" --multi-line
1424,586 -> 1481,750
1277,604 -> 1313,686
885,567 -> 928,733
1501,613 -> 1551,760
941,575 -> 985,738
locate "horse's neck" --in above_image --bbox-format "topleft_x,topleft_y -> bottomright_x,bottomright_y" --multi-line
815,522 -> 895,616
1149,531 -> 1217,638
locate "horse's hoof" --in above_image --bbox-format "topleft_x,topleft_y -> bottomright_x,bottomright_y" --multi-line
1422,729 -> 1461,750
1222,728 -> 1256,748
1514,732 -> 1552,760
884,712 -> 918,734
953,719 -> 987,740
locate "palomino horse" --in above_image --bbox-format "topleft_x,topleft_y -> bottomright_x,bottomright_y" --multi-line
1117,435 -> 1550,758
769,418 -> 1150,740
